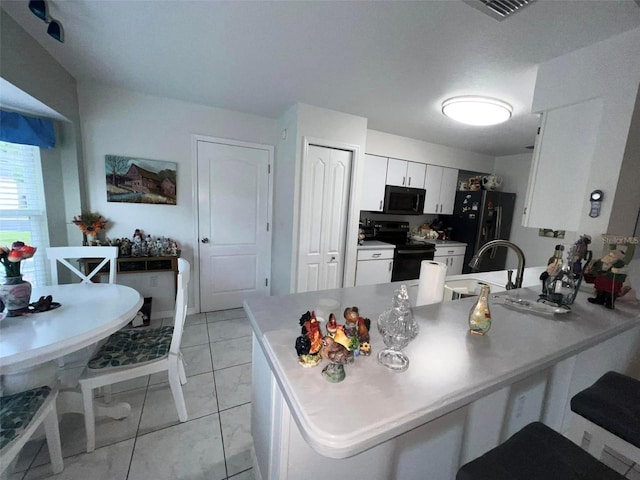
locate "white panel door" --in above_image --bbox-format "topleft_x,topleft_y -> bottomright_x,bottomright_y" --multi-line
439,167 -> 459,214
386,158 -> 407,186
406,162 -> 426,189
424,165 -> 443,214
361,154 -> 387,211
297,145 -> 352,292
197,140 -> 271,311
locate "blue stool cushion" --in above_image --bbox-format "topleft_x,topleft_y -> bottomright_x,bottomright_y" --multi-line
571,371 -> 640,448
0,386 -> 51,450
87,326 -> 173,370
456,422 -> 626,480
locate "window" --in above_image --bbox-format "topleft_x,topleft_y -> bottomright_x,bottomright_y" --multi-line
0,140 -> 50,286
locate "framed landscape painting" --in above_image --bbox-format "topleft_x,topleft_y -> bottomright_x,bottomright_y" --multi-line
105,155 -> 177,205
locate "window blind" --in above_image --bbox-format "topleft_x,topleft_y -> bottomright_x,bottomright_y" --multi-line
0,140 -> 50,286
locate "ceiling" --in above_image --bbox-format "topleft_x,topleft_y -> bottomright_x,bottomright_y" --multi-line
2,0 -> 640,157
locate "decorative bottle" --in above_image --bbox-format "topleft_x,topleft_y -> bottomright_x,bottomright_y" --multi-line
468,283 -> 491,335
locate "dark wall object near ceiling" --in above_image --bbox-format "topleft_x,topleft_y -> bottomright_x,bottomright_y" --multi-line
28,0 -> 64,43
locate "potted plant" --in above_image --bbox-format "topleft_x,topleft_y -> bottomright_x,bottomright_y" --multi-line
0,242 -> 37,316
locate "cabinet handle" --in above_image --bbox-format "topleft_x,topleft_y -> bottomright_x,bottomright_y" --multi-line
201,237 -> 210,243
372,253 -> 381,258
447,250 -> 454,254
403,176 -> 406,186
389,261 -> 392,272
379,200 -> 383,210
408,176 -> 411,186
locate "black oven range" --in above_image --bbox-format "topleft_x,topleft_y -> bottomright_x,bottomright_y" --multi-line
367,221 -> 435,282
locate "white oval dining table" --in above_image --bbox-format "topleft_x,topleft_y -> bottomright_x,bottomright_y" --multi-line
0,283 -> 143,374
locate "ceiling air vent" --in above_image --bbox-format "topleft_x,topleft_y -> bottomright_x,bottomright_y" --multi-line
464,0 -> 536,21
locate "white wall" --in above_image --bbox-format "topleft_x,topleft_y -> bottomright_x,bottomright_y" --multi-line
532,27 -> 640,244
1,10 -> 85,256
77,83 -> 278,315
366,129 -> 495,172
271,103 -> 368,294
494,153 -> 576,270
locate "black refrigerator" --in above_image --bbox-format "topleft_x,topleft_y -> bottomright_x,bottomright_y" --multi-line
446,190 -> 516,274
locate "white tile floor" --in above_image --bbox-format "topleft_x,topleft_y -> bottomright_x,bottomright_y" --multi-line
8,308 -> 255,480
5,307 -> 640,480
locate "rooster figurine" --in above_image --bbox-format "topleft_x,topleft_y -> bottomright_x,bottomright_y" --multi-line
322,336 -> 354,365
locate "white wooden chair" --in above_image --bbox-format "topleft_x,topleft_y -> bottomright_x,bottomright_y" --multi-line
46,246 -> 118,284
78,258 -> 190,452
0,387 -> 63,476
46,246 -> 119,369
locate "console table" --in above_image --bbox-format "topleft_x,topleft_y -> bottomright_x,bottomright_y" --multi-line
78,256 -> 179,294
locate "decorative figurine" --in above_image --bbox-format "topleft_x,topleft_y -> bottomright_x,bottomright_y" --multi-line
321,363 -> 346,383
359,342 -> 372,356
585,243 -> 635,309
331,325 -> 352,351
295,311 -> 323,367
344,306 -> 371,343
326,313 -> 338,337
321,336 -> 354,365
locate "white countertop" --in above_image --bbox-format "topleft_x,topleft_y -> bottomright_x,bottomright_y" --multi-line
244,267 -> 640,459
426,239 -> 467,247
357,240 -> 396,250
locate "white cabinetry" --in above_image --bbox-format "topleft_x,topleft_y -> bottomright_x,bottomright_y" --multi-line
386,159 -> 426,188
424,165 -> 458,214
434,245 -> 466,276
522,98 -> 603,231
355,249 -> 393,286
361,154 -> 388,211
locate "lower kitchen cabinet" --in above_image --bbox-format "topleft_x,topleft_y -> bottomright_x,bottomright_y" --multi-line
434,244 -> 466,276
355,249 -> 393,286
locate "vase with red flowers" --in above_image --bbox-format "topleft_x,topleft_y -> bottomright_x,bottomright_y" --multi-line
72,212 -> 108,245
0,241 -> 37,316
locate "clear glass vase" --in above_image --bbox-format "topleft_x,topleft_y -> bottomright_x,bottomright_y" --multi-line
377,284 -> 419,372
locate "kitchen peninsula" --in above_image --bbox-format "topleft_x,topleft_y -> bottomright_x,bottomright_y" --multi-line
245,268 -> 640,480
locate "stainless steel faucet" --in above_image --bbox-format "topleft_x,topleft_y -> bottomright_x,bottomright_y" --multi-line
468,240 -> 526,288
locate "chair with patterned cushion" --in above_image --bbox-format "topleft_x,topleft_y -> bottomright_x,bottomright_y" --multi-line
78,258 -> 190,452
0,386 -> 63,476
46,246 -> 118,285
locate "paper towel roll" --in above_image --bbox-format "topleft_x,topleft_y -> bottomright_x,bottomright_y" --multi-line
416,260 -> 447,306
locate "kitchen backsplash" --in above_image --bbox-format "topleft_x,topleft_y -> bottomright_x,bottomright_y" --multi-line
359,211 -> 439,230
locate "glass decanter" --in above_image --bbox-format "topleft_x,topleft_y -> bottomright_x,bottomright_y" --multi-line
377,284 -> 419,372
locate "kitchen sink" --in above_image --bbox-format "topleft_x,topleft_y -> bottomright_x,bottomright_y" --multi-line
443,278 -> 506,301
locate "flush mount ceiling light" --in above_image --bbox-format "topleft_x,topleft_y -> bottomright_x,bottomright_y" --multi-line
441,96 -> 512,126
28,0 -> 64,43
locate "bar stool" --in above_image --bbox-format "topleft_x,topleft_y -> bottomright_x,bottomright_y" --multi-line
457,422 -> 626,480
567,371 -> 640,465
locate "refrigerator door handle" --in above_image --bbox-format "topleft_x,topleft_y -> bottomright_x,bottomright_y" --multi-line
490,206 -> 503,259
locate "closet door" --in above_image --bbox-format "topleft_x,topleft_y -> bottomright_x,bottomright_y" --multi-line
297,145 -> 352,292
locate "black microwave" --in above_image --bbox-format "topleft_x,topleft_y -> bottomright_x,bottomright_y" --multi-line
383,185 -> 426,215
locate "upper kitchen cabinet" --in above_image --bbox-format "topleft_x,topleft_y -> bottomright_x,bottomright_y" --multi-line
361,154 -> 388,211
424,165 -> 458,214
522,98 -> 603,231
386,158 -> 426,188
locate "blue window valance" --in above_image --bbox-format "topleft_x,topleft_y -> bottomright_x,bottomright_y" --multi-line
0,109 -> 55,148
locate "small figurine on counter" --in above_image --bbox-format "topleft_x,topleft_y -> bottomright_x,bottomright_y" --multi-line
321,363 -> 346,383
344,306 -> 371,343
321,336 -> 354,365
326,313 -> 338,337
295,311 -> 323,367
331,325 -> 352,351
585,243 -> 635,309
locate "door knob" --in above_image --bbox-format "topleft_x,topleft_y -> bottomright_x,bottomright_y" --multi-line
330,256 -> 336,262
201,238 -> 209,243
